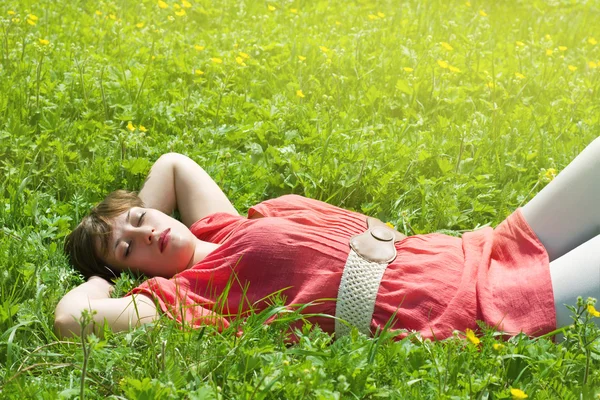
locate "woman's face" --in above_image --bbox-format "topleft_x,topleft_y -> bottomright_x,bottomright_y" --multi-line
98,207 -> 199,278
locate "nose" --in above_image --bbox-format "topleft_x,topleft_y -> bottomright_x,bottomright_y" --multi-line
134,226 -> 156,245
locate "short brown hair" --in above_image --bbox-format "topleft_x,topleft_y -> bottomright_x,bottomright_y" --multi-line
64,190 -> 144,280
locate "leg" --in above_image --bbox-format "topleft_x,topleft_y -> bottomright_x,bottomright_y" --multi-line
549,234 -> 600,335
521,137 -> 600,262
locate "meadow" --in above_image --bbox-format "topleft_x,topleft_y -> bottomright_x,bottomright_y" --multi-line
1,0 -> 600,398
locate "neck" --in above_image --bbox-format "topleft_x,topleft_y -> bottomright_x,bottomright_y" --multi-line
186,239 -> 220,270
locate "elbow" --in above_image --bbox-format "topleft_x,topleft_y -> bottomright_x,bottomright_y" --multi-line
54,315 -> 76,339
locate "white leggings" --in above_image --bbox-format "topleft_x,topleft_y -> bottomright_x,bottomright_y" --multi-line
521,137 -> 600,334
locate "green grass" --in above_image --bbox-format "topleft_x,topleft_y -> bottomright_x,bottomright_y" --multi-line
1,0 -> 600,397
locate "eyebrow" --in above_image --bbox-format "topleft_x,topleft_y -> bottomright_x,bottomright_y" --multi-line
113,209 -> 131,253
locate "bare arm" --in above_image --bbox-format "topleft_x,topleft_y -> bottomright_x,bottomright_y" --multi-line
54,277 -> 158,338
138,153 -> 239,227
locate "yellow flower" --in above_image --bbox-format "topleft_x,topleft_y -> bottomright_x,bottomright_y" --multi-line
211,57 -> 223,63
136,22 -> 144,28
175,9 -> 186,16
174,3 -> 181,9
158,1 -> 169,9
194,69 -> 204,75
545,34 -> 551,40
589,61 -> 598,69
487,81 -> 495,89
515,72 -> 525,79
492,343 -> 504,351
290,8 -> 298,13
235,56 -> 246,66
558,46 -> 567,51
12,18 -> 20,23
268,5 -> 276,11
437,60 -> 449,69
377,12 -> 385,18
28,14 -> 39,21
335,21 -> 342,26
182,1 -> 192,8
167,15 -> 175,21
465,328 -> 480,345
546,49 -> 553,56
127,121 -> 136,132
588,304 -> 600,317
441,42 -> 453,51
368,14 -> 378,20
479,9 -> 487,17
516,41 -> 525,47
7,11 -> 16,15
385,222 -> 394,229
296,90 -> 305,98
39,38 -> 49,46
194,45 -> 205,51
319,46 -> 329,53
26,18 -> 36,26
139,125 -> 147,132
510,388 -> 528,400
95,10 -> 102,16
239,52 -> 250,59
589,37 -> 598,45
465,1 -> 471,6
298,55 -> 306,61
403,67 -> 414,72
568,65 -> 577,72
109,14 -> 116,20
448,65 -> 461,73
544,168 -> 557,181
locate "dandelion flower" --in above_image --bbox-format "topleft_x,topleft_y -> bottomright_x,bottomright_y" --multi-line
335,21 -> 342,26
492,343 -> 504,351
298,55 -> 306,61
403,67 -> 413,72
26,18 -> 36,26
465,328 -> 480,345
479,9 -> 487,17
182,1 -> 192,8
487,81 -> 495,89
516,41 -> 525,47
546,49 -> 553,56
12,18 -> 20,23
211,57 -> 223,63
8,11 -> 16,15
515,72 -> 525,79
296,90 -> 305,98
167,15 -> 175,21
194,69 -> 204,75
194,45 -> 205,51
545,34 -> 551,40
448,65 -> 461,73
175,9 -> 186,16
568,65 -> 577,72
558,46 -> 567,51
319,46 -> 329,53
437,60 -> 449,69
95,10 -> 102,16
589,61 -> 598,69
510,388 -> 528,399
174,3 -> 181,9
28,14 -> 39,21
589,37 -> 598,45
465,1 -> 471,6
268,5 -> 276,11
377,12 -> 385,18
588,304 -> 600,317
235,56 -> 246,66
139,125 -> 148,132
290,8 -> 298,13
239,52 -> 250,59
127,121 -> 136,132
441,42 -> 453,51
368,14 -> 378,20
544,168 -> 557,181
136,22 -> 144,28
158,1 -> 169,9
39,38 -> 50,46
109,14 -> 116,20
385,222 -> 394,229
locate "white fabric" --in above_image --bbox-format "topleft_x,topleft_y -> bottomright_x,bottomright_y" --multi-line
335,248 -> 388,337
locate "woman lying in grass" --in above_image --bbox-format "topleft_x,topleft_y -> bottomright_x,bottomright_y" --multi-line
55,140 -> 600,342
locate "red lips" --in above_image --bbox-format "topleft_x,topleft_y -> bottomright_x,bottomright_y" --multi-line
159,228 -> 171,252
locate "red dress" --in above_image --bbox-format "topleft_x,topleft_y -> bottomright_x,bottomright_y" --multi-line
128,194 -> 556,340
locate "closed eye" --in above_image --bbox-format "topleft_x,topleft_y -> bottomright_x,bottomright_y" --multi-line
138,211 -> 146,226
125,211 -> 147,257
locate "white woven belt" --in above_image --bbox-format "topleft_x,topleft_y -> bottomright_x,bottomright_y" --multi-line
334,248 -> 389,337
